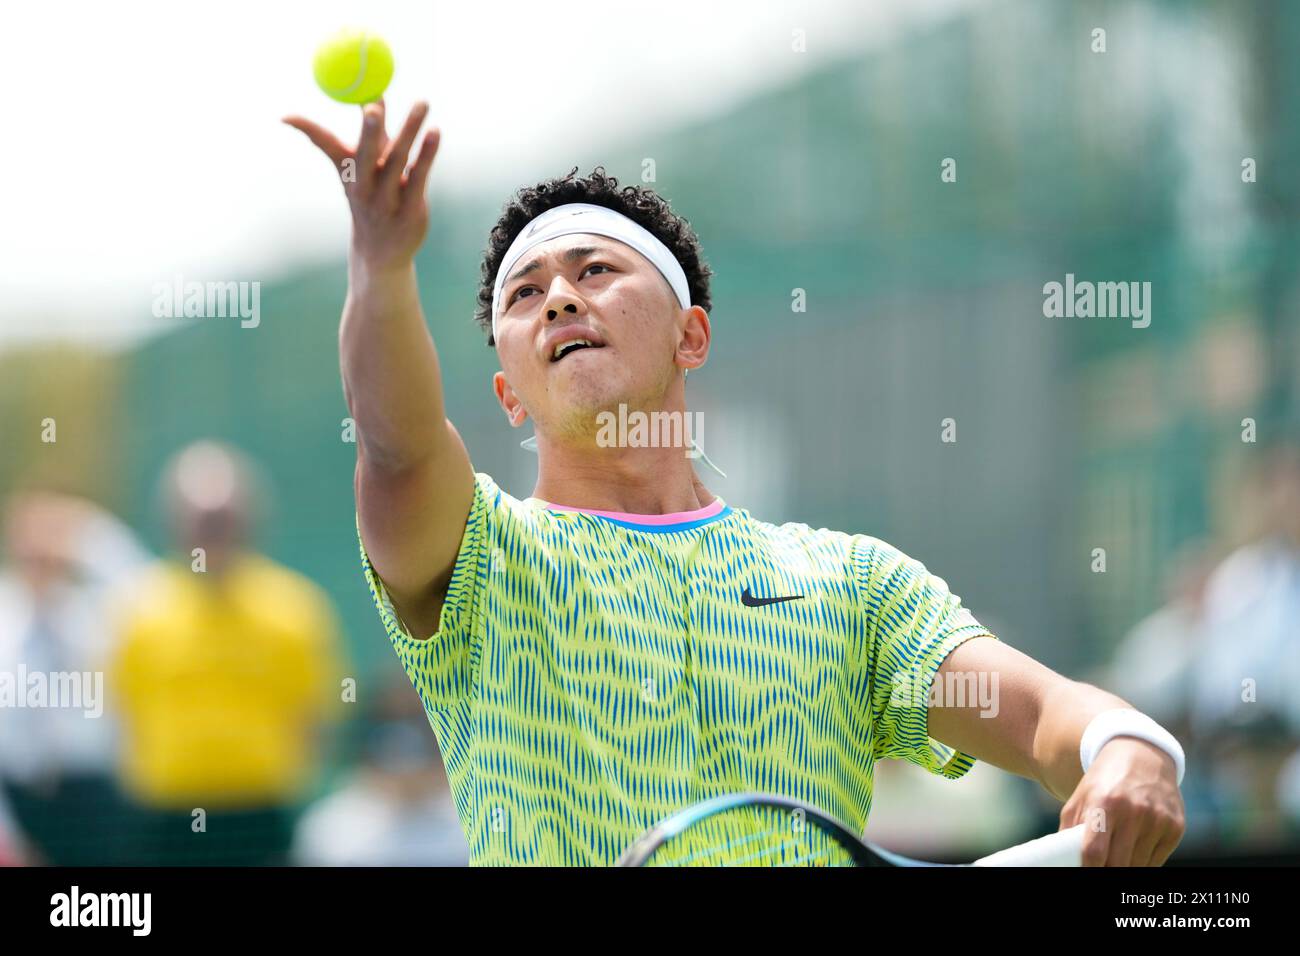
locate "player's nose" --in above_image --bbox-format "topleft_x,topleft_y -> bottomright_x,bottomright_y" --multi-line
541,277 -> 585,320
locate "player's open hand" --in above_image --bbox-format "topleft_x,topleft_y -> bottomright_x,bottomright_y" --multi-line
1060,738 -> 1186,866
282,100 -> 440,274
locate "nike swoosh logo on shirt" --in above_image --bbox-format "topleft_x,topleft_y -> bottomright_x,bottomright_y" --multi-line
741,588 -> 804,608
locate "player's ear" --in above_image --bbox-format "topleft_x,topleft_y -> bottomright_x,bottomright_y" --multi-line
493,371 -> 529,427
676,305 -> 710,373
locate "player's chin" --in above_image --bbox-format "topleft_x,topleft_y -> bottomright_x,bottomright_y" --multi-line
555,375 -> 629,421
547,350 -> 620,396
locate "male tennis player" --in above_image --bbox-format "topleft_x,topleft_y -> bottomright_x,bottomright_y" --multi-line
286,101 -> 1186,866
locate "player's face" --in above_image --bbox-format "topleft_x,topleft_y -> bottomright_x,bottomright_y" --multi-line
493,235 -> 686,438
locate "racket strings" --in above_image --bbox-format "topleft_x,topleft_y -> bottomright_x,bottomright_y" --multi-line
647,808 -> 858,867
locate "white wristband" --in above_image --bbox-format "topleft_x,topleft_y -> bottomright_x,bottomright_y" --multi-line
1079,709 -> 1185,785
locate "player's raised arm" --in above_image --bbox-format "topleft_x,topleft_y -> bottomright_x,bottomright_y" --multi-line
284,100 -> 474,639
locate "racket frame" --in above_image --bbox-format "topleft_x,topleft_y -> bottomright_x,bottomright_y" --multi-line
616,791 -> 914,867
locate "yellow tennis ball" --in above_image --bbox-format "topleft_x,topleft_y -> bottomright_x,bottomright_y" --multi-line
313,30 -> 394,105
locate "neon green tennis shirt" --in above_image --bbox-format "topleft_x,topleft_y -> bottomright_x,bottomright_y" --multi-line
359,471 -> 996,865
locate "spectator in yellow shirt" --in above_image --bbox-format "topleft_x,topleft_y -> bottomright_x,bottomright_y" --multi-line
111,441 -> 345,865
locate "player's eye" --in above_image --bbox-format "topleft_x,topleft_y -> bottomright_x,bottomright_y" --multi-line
510,264 -> 612,306
507,282 -> 546,308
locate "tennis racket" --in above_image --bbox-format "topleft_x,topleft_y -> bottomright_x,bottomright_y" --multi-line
617,792 -> 1086,867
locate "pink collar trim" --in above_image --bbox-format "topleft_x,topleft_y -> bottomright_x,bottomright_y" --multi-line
529,496 -> 726,526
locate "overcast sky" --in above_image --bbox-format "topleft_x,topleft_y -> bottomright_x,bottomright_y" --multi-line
0,0 -> 975,348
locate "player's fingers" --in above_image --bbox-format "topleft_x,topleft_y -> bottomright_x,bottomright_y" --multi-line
1149,829 -> 1181,867
1130,823 -> 1163,867
1079,822 -> 1111,867
1058,797 -> 1091,831
404,128 -> 441,200
1104,823 -> 1137,867
282,116 -> 351,170
373,98 -> 390,153
354,101 -> 387,188
379,101 -> 430,187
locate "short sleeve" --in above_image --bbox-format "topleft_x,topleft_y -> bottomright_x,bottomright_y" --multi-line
853,537 -> 997,779
358,471 -> 494,710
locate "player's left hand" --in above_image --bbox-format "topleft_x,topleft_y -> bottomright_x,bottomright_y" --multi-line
1059,738 -> 1186,866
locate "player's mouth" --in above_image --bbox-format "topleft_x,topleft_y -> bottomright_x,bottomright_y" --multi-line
545,328 -> 607,364
551,340 -> 604,362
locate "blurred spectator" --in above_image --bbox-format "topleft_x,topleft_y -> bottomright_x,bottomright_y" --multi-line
1106,541 -> 1218,736
110,441 -> 346,865
1104,541 -> 1221,846
293,680 -> 468,866
0,485 -> 151,865
1189,443 -> 1300,845
1193,445 -> 1300,733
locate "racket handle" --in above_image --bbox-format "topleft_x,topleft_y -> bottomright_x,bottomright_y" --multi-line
972,824 -> 1086,867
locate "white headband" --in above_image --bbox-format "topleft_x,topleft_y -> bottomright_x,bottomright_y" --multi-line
490,203 -> 692,343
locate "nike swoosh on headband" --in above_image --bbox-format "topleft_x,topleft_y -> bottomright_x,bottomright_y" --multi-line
527,208 -> 589,238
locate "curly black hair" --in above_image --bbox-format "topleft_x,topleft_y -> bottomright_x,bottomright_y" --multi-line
475,166 -> 713,346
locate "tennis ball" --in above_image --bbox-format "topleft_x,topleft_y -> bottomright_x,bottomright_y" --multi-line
313,29 -> 394,105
